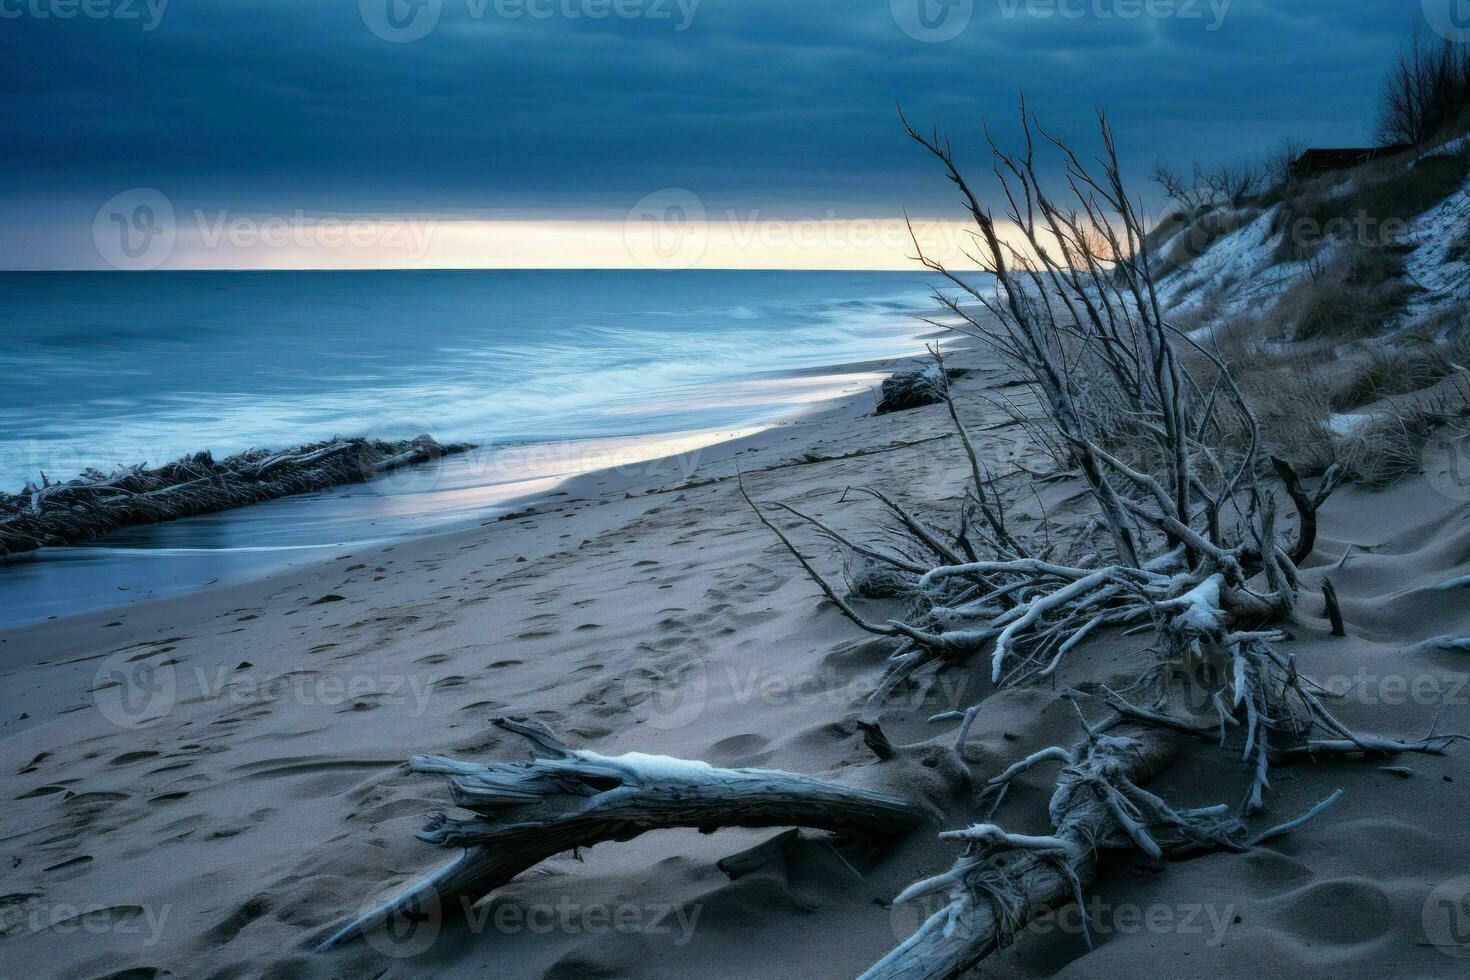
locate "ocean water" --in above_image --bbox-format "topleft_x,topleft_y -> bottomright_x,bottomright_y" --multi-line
0,269 -> 971,631
0,270 -> 956,490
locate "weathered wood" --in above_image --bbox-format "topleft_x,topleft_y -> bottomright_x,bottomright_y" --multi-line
317,717 -> 922,952
715,828 -> 803,879
1322,578 -> 1346,636
860,732 -> 1175,980
1271,456 -> 1344,565
857,720 -> 897,761
861,724 -> 1344,979
0,434 -> 473,556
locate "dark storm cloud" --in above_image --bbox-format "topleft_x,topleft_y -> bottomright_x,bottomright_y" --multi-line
0,0 -> 1426,261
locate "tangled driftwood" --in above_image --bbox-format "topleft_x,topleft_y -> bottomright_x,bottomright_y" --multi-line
0,434 -> 473,557
747,104 -> 1463,975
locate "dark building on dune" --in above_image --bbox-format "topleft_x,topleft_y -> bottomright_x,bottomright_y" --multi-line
1291,146 -> 1413,178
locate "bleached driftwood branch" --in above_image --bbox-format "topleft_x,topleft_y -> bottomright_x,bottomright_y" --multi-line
744,103 -> 1380,817
317,717 -> 922,952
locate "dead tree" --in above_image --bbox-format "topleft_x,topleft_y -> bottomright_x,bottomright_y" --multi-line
748,105 -> 1387,776
741,102 -> 1465,976
1374,27 -> 1470,147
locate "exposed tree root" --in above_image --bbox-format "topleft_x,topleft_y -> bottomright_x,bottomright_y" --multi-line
0,434 -> 472,556
317,717 -> 922,952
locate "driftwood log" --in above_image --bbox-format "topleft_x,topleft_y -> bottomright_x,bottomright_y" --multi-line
317,717 -> 922,952
0,434 -> 473,557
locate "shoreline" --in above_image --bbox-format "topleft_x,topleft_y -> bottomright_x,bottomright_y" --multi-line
0,343 -> 950,699
0,345 -> 947,636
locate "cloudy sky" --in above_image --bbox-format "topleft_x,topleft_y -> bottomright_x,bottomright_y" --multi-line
0,0 -> 1438,268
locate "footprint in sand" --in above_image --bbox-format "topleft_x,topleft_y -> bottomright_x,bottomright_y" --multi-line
204,895 -> 272,945
147,791 -> 190,804
708,732 -> 773,765
337,693 -> 387,713
458,700 -> 509,714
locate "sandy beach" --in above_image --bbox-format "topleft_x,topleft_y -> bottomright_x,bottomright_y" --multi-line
6,4 -> 1468,977
4,338 -> 1468,979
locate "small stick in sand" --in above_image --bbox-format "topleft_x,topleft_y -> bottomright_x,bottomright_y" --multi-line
1322,578 -> 1347,636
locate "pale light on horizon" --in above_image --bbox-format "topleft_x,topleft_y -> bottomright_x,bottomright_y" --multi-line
12,211 -> 1011,272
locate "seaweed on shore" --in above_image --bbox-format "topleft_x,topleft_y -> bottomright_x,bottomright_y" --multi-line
0,434 -> 474,557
